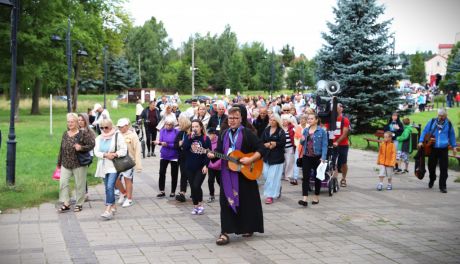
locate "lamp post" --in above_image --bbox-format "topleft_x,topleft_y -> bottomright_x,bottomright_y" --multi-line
51,19 -> 88,112
103,46 -> 108,109
270,48 -> 275,99
191,38 -> 195,97
2,0 -> 18,186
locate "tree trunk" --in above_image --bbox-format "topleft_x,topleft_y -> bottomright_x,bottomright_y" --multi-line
30,77 -> 41,115
72,57 -> 81,112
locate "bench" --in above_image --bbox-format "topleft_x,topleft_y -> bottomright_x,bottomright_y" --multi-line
363,130 -> 384,148
448,145 -> 460,166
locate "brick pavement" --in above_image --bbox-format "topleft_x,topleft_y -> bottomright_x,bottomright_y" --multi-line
1,149 -> 460,264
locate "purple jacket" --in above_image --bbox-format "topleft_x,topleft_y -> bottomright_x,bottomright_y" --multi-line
159,128 -> 179,160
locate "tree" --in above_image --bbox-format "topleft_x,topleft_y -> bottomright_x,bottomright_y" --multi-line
280,44 -> 295,67
241,42 -> 268,90
107,57 -> 137,92
126,17 -> 170,88
407,52 -> 426,84
315,0 -> 404,132
227,51 -> 248,93
286,55 -> 315,91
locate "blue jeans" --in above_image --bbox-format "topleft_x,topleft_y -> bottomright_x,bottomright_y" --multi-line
104,173 -> 118,205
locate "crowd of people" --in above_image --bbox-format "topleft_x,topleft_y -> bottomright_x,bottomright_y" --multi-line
56,92 -> 457,245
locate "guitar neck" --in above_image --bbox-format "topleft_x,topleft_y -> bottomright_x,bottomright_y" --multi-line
199,147 -> 239,163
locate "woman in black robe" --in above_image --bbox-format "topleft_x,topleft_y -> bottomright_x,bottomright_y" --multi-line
208,105 -> 266,245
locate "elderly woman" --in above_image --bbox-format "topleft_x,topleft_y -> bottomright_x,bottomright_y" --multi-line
154,116 -> 179,198
281,114 -> 296,182
261,114 -> 286,204
94,119 -> 127,220
192,104 -> 211,129
174,114 -> 192,202
57,113 -> 95,213
115,118 -> 142,208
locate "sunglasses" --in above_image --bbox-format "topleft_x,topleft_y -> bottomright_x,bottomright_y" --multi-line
101,126 -> 111,130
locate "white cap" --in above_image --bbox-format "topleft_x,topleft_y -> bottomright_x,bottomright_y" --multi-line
116,118 -> 130,127
93,103 -> 102,112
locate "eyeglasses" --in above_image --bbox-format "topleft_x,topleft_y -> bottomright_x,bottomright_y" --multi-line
283,110 -> 290,112
228,117 -> 240,120
101,126 -> 111,130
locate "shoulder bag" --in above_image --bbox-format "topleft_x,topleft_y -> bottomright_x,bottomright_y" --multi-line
76,130 -> 93,166
112,133 -> 136,172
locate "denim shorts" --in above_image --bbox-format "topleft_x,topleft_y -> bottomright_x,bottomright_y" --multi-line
119,168 -> 134,180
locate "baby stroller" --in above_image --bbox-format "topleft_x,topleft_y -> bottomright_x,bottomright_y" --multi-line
132,120 -> 146,158
309,146 -> 339,196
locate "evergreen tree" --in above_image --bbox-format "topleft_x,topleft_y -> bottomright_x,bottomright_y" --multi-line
446,50 -> 460,80
407,52 -> 426,84
107,57 -> 138,92
280,44 -> 295,67
315,0 -> 403,132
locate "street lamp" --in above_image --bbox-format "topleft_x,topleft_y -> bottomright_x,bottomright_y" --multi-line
103,46 -> 108,109
270,48 -> 275,99
2,0 -> 18,186
51,18 -> 88,112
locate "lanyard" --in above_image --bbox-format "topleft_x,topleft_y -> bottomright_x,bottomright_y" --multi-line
229,127 -> 240,150
218,116 -> 222,126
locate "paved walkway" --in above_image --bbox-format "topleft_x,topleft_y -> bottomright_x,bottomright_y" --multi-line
1,149 -> 460,264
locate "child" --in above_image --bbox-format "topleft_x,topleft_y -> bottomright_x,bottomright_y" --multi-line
377,131 -> 396,191
207,127 -> 221,202
395,118 -> 413,174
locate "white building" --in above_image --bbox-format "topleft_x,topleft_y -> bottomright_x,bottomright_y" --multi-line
424,44 -> 454,84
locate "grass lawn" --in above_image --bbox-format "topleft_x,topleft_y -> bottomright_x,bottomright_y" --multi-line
0,93 -> 459,211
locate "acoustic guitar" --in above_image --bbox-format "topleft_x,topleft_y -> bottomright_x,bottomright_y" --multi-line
193,146 -> 263,180
422,133 -> 436,157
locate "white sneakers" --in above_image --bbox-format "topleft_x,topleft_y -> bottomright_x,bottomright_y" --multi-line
100,211 -> 113,220
117,194 -> 125,205
122,199 -> 133,208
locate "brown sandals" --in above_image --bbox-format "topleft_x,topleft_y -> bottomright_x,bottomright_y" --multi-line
216,233 -> 230,245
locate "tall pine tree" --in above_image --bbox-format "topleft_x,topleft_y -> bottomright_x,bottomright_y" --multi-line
315,0 -> 403,132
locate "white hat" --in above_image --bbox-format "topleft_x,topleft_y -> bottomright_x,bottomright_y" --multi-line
93,103 -> 102,112
116,118 -> 130,127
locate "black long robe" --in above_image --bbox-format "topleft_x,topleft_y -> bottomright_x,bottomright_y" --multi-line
215,127 -> 266,235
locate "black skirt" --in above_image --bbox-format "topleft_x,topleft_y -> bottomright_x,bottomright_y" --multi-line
219,173 -> 264,234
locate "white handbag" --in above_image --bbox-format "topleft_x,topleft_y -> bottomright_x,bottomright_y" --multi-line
316,162 -> 327,181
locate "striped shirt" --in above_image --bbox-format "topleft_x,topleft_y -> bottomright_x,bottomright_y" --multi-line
285,130 -> 293,149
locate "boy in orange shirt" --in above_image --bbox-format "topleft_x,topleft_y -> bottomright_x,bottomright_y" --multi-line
377,131 -> 396,191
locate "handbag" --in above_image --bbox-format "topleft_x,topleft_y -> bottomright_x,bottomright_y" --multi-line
52,166 -> 61,181
296,144 -> 304,168
112,133 -> 136,173
316,162 -> 327,181
76,130 -> 93,166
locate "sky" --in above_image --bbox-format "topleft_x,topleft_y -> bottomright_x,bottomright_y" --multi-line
123,0 -> 460,58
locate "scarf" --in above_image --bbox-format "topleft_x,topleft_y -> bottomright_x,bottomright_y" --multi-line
221,126 -> 244,213
101,128 -> 116,139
